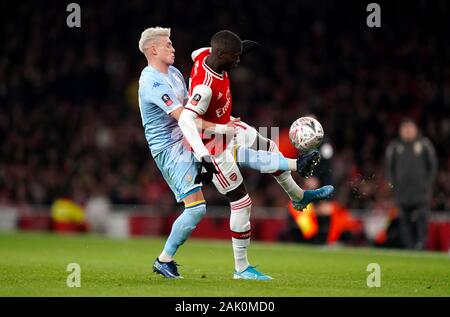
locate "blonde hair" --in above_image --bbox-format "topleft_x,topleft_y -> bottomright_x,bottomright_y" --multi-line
138,27 -> 171,53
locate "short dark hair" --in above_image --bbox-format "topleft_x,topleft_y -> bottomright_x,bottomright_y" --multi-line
400,117 -> 416,126
211,30 -> 242,54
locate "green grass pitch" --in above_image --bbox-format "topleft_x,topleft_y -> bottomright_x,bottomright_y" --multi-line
0,232 -> 449,296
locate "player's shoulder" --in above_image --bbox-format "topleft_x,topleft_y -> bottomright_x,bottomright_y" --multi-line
140,66 -> 161,83
139,67 -> 170,94
191,47 -> 211,62
169,65 -> 183,78
419,136 -> 435,149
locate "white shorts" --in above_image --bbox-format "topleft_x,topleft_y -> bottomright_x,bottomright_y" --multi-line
234,121 -> 258,148
210,120 -> 259,195
211,145 -> 242,195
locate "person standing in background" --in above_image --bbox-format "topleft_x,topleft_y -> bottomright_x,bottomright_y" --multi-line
385,119 -> 438,250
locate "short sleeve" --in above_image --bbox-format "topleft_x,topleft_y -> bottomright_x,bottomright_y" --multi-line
191,47 -> 211,61
184,84 -> 212,116
140,78 -> 182,114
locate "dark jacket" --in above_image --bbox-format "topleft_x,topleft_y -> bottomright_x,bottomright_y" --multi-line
385,136 -> 437,206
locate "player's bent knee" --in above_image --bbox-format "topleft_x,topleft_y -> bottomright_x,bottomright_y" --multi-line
182,202 -> 207,229
182,189 -> 205,206
226,183 -> 248,202
187,204 -> 207,221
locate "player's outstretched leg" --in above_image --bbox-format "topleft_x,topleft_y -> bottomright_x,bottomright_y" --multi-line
263,139 -> 306,203
153,199 -> 206,278
234,145 -> 321,178
239,136 -> 332,211
263,139 -> 332,210
292,185 -> 335,211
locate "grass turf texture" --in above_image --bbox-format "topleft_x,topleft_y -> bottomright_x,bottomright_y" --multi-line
0,232 -> 449,296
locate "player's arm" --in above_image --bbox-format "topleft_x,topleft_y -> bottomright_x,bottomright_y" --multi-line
422,138 -> 438,183
174,74 -> 238,134
178,84 -> 220,183
177,85 -> 213,158
170,108 -> 239,135
143,80 -> 184,117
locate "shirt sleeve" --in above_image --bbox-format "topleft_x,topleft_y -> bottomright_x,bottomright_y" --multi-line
184,84 -> 212,116
191,47 -> 211,61
422,137 -> 438,183
141,78 -> 182,114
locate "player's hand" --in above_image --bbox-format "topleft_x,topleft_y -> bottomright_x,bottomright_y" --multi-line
195,155 -> 219,184
230,117 -> 241,125
225,117 -> 241,136
241,40 -> 260,57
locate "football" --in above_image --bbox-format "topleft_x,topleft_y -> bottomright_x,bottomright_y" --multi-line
289,116 -> 324,151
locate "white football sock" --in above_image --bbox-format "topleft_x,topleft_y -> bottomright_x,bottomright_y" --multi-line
230,194 -> 252,273
266,140 -> 304,200
287,159 -> 297,171
274,171 -> 304,200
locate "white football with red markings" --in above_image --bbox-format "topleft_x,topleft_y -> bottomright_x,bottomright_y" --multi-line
289,116 -> 324,151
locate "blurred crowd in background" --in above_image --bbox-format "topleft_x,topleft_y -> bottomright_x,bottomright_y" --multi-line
1,0 -> 449,214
